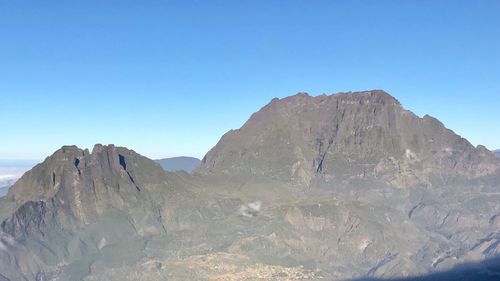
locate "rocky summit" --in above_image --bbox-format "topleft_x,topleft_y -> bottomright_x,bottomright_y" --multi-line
198,90 -> 498,187
1,90 -> 500,281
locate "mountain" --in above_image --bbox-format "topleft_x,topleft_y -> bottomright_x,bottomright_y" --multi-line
1,90 -> 499,281
155,156 -> 200,172
0,144 -> 180,280
198,90 -> 498,187
495,149 -> 500,158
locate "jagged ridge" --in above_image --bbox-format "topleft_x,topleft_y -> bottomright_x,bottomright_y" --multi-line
198,90 -> 499,187
0,144 -> 173,280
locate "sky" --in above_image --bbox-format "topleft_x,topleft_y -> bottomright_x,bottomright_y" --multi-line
0,0 -> 499,160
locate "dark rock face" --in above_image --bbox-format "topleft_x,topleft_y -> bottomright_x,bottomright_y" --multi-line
198,91 -> 498,187
1,91 -> 499,281
0,144 -> 174,280
155,156 -> 200,173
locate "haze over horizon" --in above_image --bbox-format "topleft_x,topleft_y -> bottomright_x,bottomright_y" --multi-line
1,0 -> 499,160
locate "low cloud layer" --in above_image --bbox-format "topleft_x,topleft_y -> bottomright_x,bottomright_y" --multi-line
0,162 -> 36,196
0,168 -> 29,185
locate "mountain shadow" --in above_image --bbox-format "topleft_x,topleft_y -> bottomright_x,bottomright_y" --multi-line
348,255 -> 500,281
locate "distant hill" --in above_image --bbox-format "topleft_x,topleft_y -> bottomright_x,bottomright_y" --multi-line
155,156 -> 200,172
494,149 -> 500,158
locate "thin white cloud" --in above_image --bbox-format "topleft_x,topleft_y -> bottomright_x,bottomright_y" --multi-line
0,165 -> 33,190
0,175 -> 19,180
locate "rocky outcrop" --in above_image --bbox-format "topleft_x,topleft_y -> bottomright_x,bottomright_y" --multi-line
0,144 -> 173,280
197,90 -> 499,187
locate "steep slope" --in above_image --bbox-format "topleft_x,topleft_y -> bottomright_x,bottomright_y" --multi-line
1,145 -> 326,280
191,90 -> 500,279
0,144 -> 177,280
155,156 -> 200,172
198,90 -> 498,187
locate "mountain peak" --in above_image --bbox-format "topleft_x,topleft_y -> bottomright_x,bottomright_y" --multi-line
263,90 -> 402,116
270,89 -> 398,104
198,90 -> 498,187
0,145 -> 172,280
332,89 -> 401,106
7,144 -> 166,205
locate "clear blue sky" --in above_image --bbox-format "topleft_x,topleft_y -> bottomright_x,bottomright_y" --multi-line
1,0 -> 499,160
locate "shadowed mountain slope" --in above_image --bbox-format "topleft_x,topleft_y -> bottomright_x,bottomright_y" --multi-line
0,144 -> 184,280
348,255 -> 500,281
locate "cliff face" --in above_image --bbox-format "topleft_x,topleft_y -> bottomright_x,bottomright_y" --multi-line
198,90 -> 498,187
0,144 -> 174,280
9,144 -> 167,207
